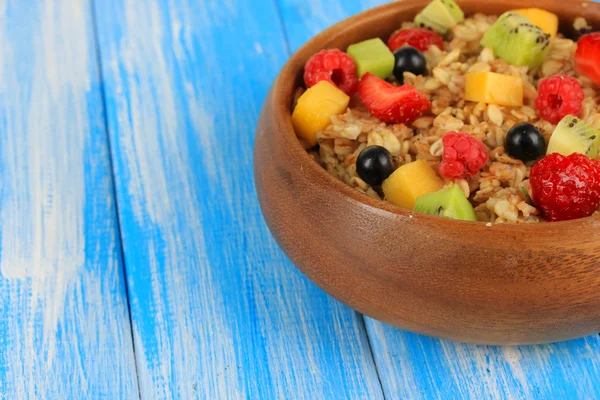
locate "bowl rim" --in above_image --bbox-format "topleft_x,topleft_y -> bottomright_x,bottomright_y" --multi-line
270,0 -> 600,230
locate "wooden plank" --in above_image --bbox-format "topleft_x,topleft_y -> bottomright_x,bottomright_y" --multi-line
92,0 -> 384,398
366,320 -> 600,399
0,1 -> 139,398
276,0 -> 600,398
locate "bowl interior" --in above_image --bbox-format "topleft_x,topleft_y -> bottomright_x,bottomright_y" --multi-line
272,0 -> 600,229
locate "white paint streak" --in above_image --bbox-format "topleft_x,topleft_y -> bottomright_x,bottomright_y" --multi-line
113,0 -> 242,397
0,1 -> 138,398
0,0 -> 88,394
502,347 -> 530,398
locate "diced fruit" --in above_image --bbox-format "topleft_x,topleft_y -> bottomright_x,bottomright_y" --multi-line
530,153 -> 600,221
358,73 -> 431,124
392,47 -> 427,83
510,8 -> 559,38
464,71 -> 523,107
480,12 -> 551,69
387,28 -> 444,52
546,115 -> 600,158
291,81 -> 350,146
440,0 -> 464,25
439,132 -> 489,179
535,75 -> 584,124
347,38 -> 395,79
414,186 -> 477,221
382,159 -> 444,209
356,146 -> 395,186
303,49 -> 358,96
574,32 -> 600,87
414,0 -> 463,35
505,122 -> 546,162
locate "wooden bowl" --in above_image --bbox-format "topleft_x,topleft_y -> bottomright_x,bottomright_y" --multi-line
254,0 -> 600,344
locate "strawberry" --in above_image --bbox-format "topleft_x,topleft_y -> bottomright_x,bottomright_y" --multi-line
530,153 -> 600,221
575,32 -> 600,87
358,73 -> 431,124
387,28 -> 444,53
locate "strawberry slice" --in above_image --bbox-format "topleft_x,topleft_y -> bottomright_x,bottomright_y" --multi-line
358,73 -> 431,124
387,28 -> 444,53
575,32 -> 600,87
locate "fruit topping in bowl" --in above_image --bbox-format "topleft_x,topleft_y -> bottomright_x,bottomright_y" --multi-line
505,122 -> 545,162
480,12 -> 551,69
546,116 -> 600,158
290,0 -> 600,223
356,145 -> 395,186
358,73 -> 431,124
387,28 -> 444,53
530,153 -> 600,221
414,185 -> 477,221
535,75 -> 584,124
303,49 -> 358,96
438,132 -> 489,180
392,46 -> 428,83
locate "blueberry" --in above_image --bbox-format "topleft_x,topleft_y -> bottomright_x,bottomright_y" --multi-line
356,146 -> 395,186
505,122 -> 546,162
393,46 -> 427,83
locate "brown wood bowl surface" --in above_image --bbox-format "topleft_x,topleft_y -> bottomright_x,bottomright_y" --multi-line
254,0 -> 600,344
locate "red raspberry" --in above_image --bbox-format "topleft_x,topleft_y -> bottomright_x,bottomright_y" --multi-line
358,73 -> 430,124
535,75 -> 584,125
387,28 -> 444,52
304,49 -> 358,96
575,32 -> 600,87
530,153 -> 600,221
439,132 -> 489,179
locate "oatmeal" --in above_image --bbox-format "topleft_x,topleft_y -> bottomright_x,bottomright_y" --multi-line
291,1 -> 600,223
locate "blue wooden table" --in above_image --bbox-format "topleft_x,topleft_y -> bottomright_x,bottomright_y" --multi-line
1,1 -> 600,398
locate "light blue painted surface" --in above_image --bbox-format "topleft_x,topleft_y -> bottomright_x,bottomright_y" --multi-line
1,0 -> 600,398
93,0 -> 383,398
0,0 -> 138,398
277,0 -> 600,398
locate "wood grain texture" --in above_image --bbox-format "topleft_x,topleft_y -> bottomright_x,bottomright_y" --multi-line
274,0 -> 600,395
0,0 -> 138,398
93,0 -> 384,398
367,319 -> 600,399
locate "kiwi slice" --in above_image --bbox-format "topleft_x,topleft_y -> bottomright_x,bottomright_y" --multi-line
546,115 -> 600,158
414,186 -> 477,221
480,12 -> 551,69
440,0 -> 464,24
414,0 -> 460,35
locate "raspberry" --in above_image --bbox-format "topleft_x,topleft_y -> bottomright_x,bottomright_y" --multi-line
304,49 -> 358,96
535,75 -> 584,125
439,132 -> 489,179
387,28 -> 444,52
530,153 -> 600,221
358,73 -> 431,124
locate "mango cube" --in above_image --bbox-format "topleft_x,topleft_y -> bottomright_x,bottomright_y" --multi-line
347,38 -> 395,79
382,159 -> 444,209
510,8 -> 559,38
465,71 -> 523,107
292,81 -> 350,146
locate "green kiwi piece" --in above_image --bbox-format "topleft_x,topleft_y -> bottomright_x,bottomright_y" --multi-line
347,38 -> 395,79
414,186 -> 477,221
414,0 -> 457,35
547,115 -> 600,158
440,0 -> 464,23
480,12 -> 551,69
